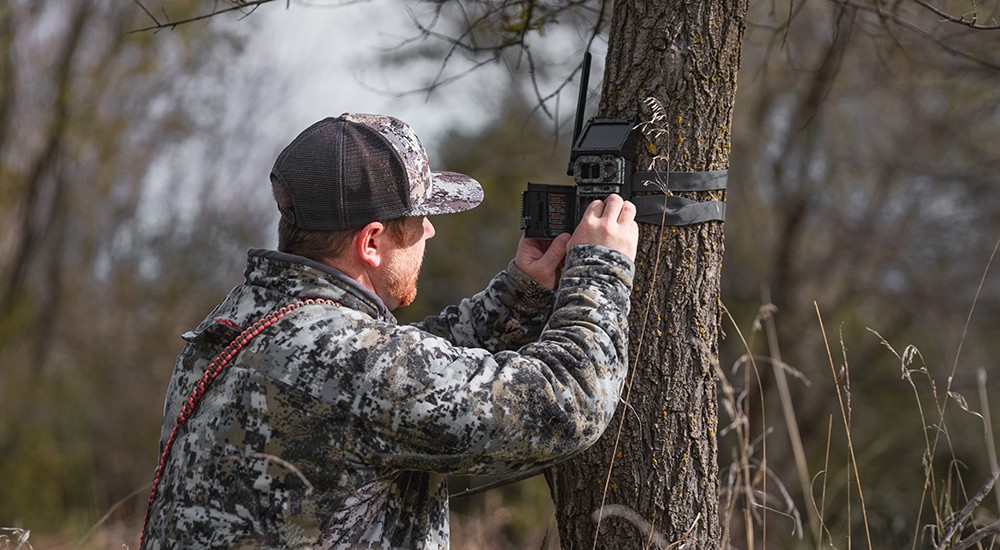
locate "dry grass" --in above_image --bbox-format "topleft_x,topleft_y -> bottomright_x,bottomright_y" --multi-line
715,298 -> 1000,549
715,239 -> 1000,550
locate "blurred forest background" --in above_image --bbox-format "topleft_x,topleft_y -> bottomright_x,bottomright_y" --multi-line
2,0 -> 1000,548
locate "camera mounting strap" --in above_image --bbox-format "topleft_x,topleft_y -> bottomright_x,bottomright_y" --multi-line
631,195 -> 726,226
633,169 -> 728,192
629,169 -> 727,226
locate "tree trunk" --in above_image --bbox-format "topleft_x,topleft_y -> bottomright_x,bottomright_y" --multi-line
546,0 -> 747,547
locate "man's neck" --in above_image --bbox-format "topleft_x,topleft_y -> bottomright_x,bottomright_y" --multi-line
322,257 -> 384,307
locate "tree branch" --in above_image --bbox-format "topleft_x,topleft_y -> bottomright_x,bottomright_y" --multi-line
951,519 -> 1000,550
831,0 -> 1000,70
934,463 -> 1000,549
911,0 -> 1000,30
128,0 -> 279,33
132,0 -> 161,26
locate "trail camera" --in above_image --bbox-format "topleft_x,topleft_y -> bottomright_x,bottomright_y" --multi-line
520,53 -> 639,238
520,52 -> 727,237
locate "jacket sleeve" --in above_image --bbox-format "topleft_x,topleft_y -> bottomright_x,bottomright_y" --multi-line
412,260 -> 556,353
341,244 -> 634,476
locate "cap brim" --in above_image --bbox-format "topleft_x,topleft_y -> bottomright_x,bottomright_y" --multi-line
409,171 -> 484,216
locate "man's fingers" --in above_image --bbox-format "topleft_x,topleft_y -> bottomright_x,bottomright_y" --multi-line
585,198 -> 605,218
600,194 -> 625,221
582,195 -> 629,223
567,194 -> 638,261
619,199 -> 636,223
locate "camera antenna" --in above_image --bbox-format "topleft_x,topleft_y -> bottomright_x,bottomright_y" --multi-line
572,51 -> 592,147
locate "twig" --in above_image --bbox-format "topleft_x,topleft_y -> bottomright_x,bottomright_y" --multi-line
816,415 -> 834,550
128,0 -> 280,33
977,368 -> 1000,513
761,287 -> 819,544
829,0 -> 1000,71
933,464 -> 1000,549
947,237 -> 1000,395
720,302 -> 771,549
950,518 -> 1000,550
815,302 -> 874,549
450,469 -> 543,500
868,330 -> 936,550
68,483 -> 151,549
910,0 -> 1000,30
132,0 -> 160,26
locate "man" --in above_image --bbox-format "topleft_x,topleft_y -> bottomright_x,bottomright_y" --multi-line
142,113 -> 638,549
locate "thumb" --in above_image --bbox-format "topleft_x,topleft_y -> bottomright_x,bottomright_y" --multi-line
540,232 -> 571,267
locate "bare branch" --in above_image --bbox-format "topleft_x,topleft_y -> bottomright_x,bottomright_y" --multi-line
933,463 -> 1000,549
831,0 -> 1000,70
450,469 -> 545,499
911,0 -> 1000,30
951,519 -> 1000,550
128,0 -> 280,33
132,0 -> 161,26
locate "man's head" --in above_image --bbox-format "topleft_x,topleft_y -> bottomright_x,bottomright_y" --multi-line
270,113 -> 482,308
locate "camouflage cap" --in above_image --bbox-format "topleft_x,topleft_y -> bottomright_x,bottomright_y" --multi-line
271,113 -> 484,231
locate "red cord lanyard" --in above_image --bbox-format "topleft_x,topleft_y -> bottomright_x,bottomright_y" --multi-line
139,298 -> 338,548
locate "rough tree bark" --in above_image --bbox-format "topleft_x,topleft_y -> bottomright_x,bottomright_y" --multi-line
545,0 -> 748,547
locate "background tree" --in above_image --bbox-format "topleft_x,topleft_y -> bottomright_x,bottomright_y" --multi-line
721,0 -> 1000,546
0,0 -> 268,537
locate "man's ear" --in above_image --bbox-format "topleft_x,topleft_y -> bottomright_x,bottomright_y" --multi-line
355,221 -> 386,268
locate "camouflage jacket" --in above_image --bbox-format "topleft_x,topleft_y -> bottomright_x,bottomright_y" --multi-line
144,244 -> 633,549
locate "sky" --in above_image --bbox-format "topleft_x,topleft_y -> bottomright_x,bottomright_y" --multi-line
244,0 -> 608,156
141,0 -> 609,239
249,0 -> 505,155
136,0 -> 543,248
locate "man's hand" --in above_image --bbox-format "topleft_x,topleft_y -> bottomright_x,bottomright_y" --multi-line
568,194 -> 639,260
516,194 -> 637,289
516,233 -> 571,291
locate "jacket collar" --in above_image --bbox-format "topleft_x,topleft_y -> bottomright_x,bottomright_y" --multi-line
245,248 -> 394,321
